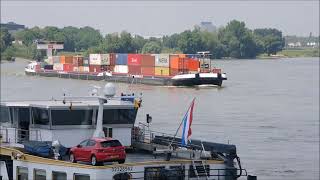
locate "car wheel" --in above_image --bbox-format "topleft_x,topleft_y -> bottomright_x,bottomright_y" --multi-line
70,153 -> 76,163
118,159 -> 125,164
91,155 -> 98,166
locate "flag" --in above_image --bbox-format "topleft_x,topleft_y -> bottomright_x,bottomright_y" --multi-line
181,98 -> 195,146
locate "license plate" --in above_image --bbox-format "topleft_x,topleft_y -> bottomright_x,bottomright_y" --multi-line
110,155 -> 119,159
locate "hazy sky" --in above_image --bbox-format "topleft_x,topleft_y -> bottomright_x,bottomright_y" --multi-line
1,1 -> 319,37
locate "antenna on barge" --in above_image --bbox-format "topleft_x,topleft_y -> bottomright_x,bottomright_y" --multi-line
93,83 -> 116,138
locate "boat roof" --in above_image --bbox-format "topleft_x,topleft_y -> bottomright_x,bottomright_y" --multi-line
0,98 -> 135,109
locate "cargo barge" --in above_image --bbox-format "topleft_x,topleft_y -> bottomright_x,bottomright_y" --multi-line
25,53 -> 227,86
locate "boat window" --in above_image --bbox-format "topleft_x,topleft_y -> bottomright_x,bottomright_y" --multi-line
74,173 -> 90,180
51,109 -> 93,126
18,108 -> 30,129
144,166 -> 165,180
34,169 -> 46,180
0,106 -> 10,123
32,108 -> 49,125
17,166 -> 28,180
102,109 -> 137,124
100,140 -> 122,148
52,171 -> 67,180
103,127 -> 112,138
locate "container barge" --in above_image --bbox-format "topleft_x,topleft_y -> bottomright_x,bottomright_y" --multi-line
25,53 -> 227,86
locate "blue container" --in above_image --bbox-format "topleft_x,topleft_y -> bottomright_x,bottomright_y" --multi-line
116,54 -> 128,65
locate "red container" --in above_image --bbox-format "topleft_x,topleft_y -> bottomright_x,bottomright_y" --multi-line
109,53 -> 116,66
128,65 -> 141,75
141,67 -> 155,76
63,64 -> 74,72
141,55 -> 155,67
89,65 -> 102,72
187,58 -> 199,71
128,54 -> 142,66
73,56 -> 84,66
102,65 -> 114,72
170,57 -> 188,69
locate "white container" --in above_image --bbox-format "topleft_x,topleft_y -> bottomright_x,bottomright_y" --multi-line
154,54 -> 170,67
45,57 -> 53,65
101,54 -> 110,65
114,65 -> 128,74
52,56 -> 60,64
53,63 -> 63,71
83,66 -> 90,72
89,54 -> 110,65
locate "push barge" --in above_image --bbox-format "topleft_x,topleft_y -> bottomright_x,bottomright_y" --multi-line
0,84 -> 255,180
25,52 -> 227,86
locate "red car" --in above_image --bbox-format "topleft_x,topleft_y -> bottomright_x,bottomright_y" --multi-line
69,137 -> 126,166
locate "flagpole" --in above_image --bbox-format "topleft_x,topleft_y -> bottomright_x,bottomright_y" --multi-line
168,98 -> 195,149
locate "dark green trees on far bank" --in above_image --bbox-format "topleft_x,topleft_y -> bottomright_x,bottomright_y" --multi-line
2,19 -> 286,60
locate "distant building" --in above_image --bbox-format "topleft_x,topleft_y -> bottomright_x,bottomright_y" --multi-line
199,21 -> 217,32
307,42 -> 318,47
288,42 -> 302,48
0,22 -> 25,33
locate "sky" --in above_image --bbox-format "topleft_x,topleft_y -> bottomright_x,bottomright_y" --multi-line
1,1 -> 319,37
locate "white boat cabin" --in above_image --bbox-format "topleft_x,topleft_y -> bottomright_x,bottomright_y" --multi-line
0,96 -> 138,147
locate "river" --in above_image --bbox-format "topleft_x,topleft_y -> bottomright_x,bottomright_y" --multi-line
1,57 -> 319,180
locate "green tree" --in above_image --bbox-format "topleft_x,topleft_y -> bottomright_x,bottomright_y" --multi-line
254,28 -> 285,55
142,41 -> 162,53
132,35 -> 147,53
218,20 -> 258,58
177,29 -> 204,54
76,27 -> 102,51
0,28 -> 14,53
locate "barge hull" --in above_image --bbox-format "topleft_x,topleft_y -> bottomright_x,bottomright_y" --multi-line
25,71 -> 225,86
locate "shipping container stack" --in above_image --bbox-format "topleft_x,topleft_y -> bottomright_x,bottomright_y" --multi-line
114,54 -> 128,74
82,57 -> 90,72
57,55 -> 73,72
141,54 -> 155,76
154,54 -> 170,76
72,55 -> 84,72
169,54 -> 183,76
89,54 -> 111,73
127,54 -> 142,75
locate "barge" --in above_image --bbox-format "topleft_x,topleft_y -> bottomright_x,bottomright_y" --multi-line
0,83 -> 254,180
24,52 -> 227,86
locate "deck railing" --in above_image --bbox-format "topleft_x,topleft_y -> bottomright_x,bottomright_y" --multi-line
0,127 -> 41,143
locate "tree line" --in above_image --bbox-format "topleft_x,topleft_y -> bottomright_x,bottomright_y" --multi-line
1,20 -> 286,60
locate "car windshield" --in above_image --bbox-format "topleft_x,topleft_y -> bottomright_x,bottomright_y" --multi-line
100,140 -> 122,147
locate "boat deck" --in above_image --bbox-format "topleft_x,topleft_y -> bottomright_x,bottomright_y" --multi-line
1,145 -> 224,169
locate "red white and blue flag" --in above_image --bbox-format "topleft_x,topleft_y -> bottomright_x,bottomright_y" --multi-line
181,98 -> 195,146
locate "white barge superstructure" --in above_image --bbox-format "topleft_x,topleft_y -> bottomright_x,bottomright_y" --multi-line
0,84 -> 253,180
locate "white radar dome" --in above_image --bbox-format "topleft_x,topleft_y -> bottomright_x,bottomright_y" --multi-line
103,83 -> 116,97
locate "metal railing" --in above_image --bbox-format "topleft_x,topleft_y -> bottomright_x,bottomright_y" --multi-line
0,127 -> 41,143
132,122 -> 204,150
